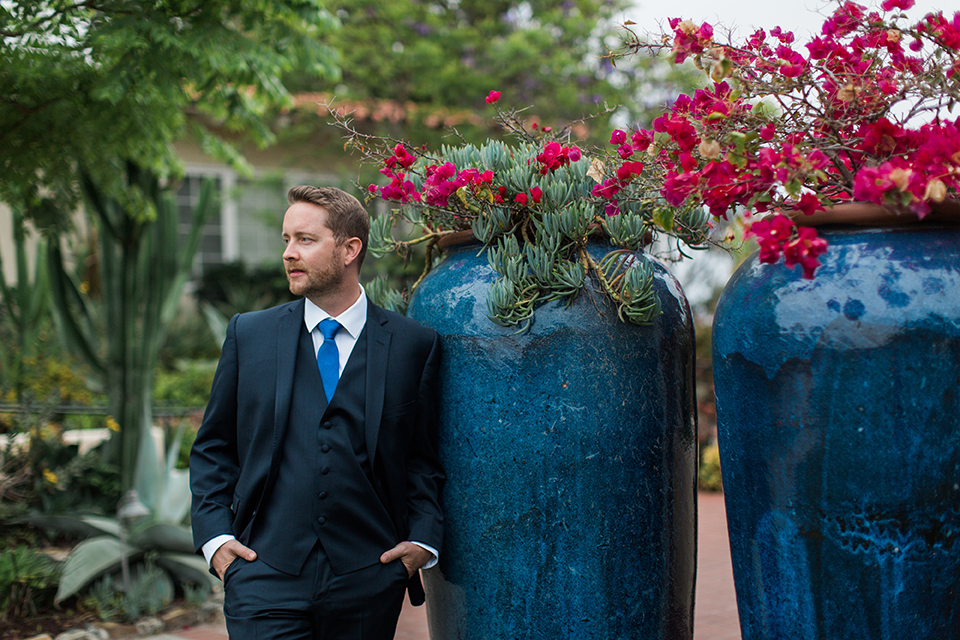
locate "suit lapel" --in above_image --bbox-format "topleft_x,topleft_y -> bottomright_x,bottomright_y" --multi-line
364,304 -> 391,464
270,299 -> 308,476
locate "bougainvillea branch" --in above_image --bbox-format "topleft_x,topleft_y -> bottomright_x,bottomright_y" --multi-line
603,1 -> 960,277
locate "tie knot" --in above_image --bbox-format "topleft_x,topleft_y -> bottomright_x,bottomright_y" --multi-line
318,318 -> 342,341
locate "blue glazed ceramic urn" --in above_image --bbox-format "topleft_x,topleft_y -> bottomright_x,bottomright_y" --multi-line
407,239 -> 697,640
712,216 -> 960,640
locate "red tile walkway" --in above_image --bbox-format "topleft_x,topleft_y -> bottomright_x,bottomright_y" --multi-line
164,492 -> 740,640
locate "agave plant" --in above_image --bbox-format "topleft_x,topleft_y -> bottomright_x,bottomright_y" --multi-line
25,421 -> 214,604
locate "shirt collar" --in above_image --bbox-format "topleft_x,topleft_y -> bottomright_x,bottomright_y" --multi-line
303,288 -> 368,339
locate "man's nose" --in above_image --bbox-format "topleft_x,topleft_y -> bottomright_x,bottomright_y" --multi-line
282,244 -> 296,260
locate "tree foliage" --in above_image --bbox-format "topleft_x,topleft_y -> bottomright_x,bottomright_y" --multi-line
293,0 -> 692,134
0,0 -> 340,220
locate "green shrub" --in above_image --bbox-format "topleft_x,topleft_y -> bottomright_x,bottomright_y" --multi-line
157,307 -> 222,366
153,362 -> 216,409
82,562 -> 174,623
0,545 -> 59,620
0,413 -> 120,517
83,574 -> 123,621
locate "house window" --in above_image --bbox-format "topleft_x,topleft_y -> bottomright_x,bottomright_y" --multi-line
174,168 -> 340,277
235,176 -> 289,267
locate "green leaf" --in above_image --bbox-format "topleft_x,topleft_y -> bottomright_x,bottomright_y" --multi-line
652,207 -> 675,232
56,536 -> 143,603
156,553 -> 218,590
155,467 -> 191,526
22,514 -> 123,539
130,523 -> 194,554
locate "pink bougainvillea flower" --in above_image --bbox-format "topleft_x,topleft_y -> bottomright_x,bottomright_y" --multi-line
783,227 -> 828,278
592,178 -> 624,200
662,170 -> 699,207
515,192 -> 529,205
748,214 -> 796,264
852,163 -> 898,203
822,2 -> 866,39
609,130 -> 627,145
631,129 -> 654,152
616,161 -> 645,182
669,18 -> 714,63
391,143 -> 417,170
857,117 -> 907,156
794,192 -> 826,216
776,46 -> 808,77
771,26 -> 795,44
881,0 -> 914,10
605,201 -> 621,216
653,113 -> 700,152
485,90 -> 501,104
529,186 -> 543,204
379,172 -> 421,204
536,141 -> 582,174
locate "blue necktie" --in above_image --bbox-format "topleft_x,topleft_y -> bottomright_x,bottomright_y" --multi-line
316,318 -> 342,403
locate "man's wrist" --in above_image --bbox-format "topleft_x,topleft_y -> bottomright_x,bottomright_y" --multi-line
201,534 -> 236,567
410,541 -> 439,569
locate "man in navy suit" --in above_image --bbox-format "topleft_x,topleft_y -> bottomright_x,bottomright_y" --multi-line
190,185 -> 444,639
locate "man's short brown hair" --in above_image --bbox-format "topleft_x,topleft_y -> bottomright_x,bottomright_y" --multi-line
287,185 -> 370,268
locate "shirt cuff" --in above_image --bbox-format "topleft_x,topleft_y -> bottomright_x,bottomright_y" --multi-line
410,541 -> 439,569
202,534 -> 236,567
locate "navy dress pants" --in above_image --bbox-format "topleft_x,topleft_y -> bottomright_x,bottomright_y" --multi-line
222,542 -> 408,640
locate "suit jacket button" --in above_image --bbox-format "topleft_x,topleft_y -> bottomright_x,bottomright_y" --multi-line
318,516 -> 326,525
321,466 -> 330,475
323,421 -> 332,429
319,492 -> 327,500
321,444 -> 330,453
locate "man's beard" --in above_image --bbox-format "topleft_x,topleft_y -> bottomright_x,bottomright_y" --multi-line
286,262 -> 344,299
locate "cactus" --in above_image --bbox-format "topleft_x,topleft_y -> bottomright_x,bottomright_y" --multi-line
47,163 -> 217,496
0,207 -> 51,400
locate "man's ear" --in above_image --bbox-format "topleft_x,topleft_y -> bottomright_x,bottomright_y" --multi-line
341,237 -> 363,268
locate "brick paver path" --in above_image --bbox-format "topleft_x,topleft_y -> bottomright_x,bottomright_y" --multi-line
166,492 -> 741,640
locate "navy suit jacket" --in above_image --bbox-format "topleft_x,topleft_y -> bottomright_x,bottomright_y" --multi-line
189,298 -> 444,604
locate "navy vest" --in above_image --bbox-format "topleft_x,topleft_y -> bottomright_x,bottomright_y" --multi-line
249,322 -> 398,575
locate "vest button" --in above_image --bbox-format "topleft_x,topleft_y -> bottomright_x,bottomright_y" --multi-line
323,421 -> 333,429
321,466 -> 330,475
318,516 -> 326,525
321,444 -> 330,453
319,492 -> 327,500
